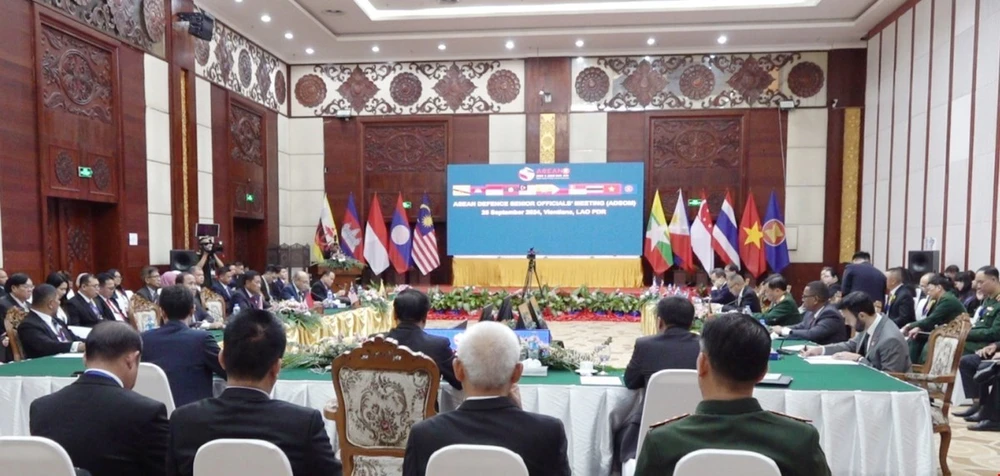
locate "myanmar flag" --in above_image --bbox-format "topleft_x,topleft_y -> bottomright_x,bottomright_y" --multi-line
739,193 -> 767,278
644,190 -> 674,274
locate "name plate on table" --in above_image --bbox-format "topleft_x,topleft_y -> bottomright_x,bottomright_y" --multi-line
426,329 -> 552,350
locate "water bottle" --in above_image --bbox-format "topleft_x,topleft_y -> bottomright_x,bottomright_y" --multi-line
743,305 -> 751,315
528,339 -> 539,360
233,304 -> 242,316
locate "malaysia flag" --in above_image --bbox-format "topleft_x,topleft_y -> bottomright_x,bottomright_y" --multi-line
712,191 -> 740,268
364,194 -> 390,275
340,193 -> 364,263
388,194 -> 412,274
411,194 -> 441,275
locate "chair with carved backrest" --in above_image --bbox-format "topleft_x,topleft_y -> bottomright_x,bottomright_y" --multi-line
888,313 -> 971,476
200,288 -> 227,324
331,336 -> 440,476
3,307 -> 29,362
128,294 -> 164,332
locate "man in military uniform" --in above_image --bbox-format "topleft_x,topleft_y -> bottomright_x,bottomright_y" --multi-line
754,274 -> 801,326
634,313 -> 830,476
902,273 -> 967,363
964,266 -> 1000,355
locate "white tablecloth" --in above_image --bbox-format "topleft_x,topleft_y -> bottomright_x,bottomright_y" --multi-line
0,376 -> 934,476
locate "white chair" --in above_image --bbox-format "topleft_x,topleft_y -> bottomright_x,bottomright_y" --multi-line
426,444 -> 528,476
134,362 -> 176,416
0,436 -> 76,476
622,369 -> 700,476
193,439 -> 292,476
673,449 -> 780,476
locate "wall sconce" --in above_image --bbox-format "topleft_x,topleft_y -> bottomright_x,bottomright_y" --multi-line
538,90 -> 552,104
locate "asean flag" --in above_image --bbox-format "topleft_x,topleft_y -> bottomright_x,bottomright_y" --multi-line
340,193 -> 364,263
364,194 -> 390,275
388,194 -> 413,274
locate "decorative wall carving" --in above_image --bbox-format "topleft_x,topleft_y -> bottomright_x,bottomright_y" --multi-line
229,105 -> 263,165
291,60 -> 524,117
650,116 -> 743,214
55,151 -> 75,186
40,25 -> 114,124
274,70 -> 287,106
195,19 -> 287,112
363,124 -> 447,173
67,225 -> 91,270
92,156 -> 111,190
572,52 -> 827,111
37,0 -> 165,55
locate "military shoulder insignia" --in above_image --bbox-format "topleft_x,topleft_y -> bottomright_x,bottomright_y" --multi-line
650,414 -> 689,429
768,410 -> 812,423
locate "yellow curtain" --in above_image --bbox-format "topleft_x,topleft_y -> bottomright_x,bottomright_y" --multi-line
452,257 -> 643,288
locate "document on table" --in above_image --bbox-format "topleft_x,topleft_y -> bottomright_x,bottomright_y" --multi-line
805,356 -> 859,365
53,353 -> 83,359
580,376 -> 624,386
780,345 -> 806,352
68,326 -> 91,339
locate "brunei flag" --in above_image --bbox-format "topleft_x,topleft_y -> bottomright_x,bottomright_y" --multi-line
644,190 -> 673,274
310,195 -> 338,264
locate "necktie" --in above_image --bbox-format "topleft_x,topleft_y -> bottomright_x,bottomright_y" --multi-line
89,301 -> 100,317
859,333 -> 870,358
53,319 -> 69,342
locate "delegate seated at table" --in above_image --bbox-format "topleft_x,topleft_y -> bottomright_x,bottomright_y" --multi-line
753,275 -> 801,326
721,274 -> 761,314
963,267 -> 1000,355
385,289 -> 462,390
902,273 -> 965,364
18,284 -> 85,359
801,291 -> 911,373
772,281 -> 846,346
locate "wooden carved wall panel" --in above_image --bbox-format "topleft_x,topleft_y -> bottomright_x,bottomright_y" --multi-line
196,19 -> 286,112
36,0 -> 166,55
232,181 -> 265,219
49,147 -> 82,193
649,116 -> 744,215
230,105 -> 263,165
363,123 -> 447,173
40,25 -> 114,124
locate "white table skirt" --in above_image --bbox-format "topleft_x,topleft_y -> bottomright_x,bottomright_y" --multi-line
0,376 -> 934,476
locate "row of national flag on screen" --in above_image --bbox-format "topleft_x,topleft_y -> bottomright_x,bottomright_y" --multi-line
645,189 -> 789,278
311,192 -> 440,275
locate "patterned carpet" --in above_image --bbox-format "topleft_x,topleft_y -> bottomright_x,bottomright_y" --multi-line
428,320 -> 1000,475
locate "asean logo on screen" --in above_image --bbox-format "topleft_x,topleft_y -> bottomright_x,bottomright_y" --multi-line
518,167 -> 536,182
762,219 -> 786,246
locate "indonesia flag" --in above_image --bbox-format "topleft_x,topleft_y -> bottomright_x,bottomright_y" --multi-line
363,194 -> 390,275
668,189 -> 694,271
712,191 -> 740,268
340,193 -> 364,263
411,194 -> 441,275
690,194 -> 714,272
388,194 -> 412,274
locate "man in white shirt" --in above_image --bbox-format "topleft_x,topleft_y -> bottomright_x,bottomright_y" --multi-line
17,284 -> 84,358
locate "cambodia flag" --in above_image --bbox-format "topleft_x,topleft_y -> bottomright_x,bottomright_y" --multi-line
763,190 -> 790,273
388,194 -> 412,274
712,191 -> 740,268
364,194 -> 390,275
340,193 -> 364,263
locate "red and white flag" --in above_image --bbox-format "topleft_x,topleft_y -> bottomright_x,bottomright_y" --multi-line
411,194 -> 441,275
364,194 -> 390,275
690,194 -> 715,272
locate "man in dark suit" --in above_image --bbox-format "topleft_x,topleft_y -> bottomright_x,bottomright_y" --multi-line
274,268 -> 289,300
211,267 -> 235,313
142,285 -> 226,408
167,309 -> 342,476
230,271 -> 270,312
403,321 -> 570,476
263,265 -> 283,302
135,266 -> 162,304
617,296 -> 701,462
802,291 -> 912,373
723,273 -> 761,313
96,272 -> 129,322
30,322 -> 168,476
772,281 -> 846,345
709,268 -> 736,305
842,251 -> 887,306
0,268 -> 8,299
310,270 -> 336,302
884,267 -> 916,329
281,271 -> 311,303
18,284 -> 85,359
0,272 -> 33,317
176,272 -> 212,324
64,274 -> 114,327
385,289 -> 461,390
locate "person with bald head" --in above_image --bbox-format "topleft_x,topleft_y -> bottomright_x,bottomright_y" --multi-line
281,271 -> 312,303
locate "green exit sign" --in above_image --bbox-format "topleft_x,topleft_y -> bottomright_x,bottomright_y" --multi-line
245,194 -> 255,203
402,201 -> 412,209
687,198 -> 704,206
78,166 -> 93,178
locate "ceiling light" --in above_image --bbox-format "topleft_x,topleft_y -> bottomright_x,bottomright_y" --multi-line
284,32 -> 294,39
372,45 -> 380,53
575,39 -> 584,48
235,0 -> 243,3
644,56 -> 651,61
305,47 -> 315,55
505,40 -> 515,50
717,35 -> 728,44
576,56 -> 584,64
438,43 -> 447,51
260,14 -> 271,22
647,37 -> 656,46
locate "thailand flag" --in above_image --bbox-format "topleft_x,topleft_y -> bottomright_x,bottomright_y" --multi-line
712,191 -> 740,268
364,194 -> 390,275
388,194 -> 412,274
340,193 -> 364,263
411,194 -> 441,275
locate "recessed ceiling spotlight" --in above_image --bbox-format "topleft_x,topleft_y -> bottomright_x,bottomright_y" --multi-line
505,40 -> 515,50
576,56 -> 584,64
647,37 -> 656,46
235,0 -> 243,3
372,45 -> 380,53
644,55 -> 651,61
717,35 -> 728,44
438,43 -> 447,51
575,39 -> 584,48
305,47 -> 315,55
284,32 -> 294,40
260,14 -> 271,23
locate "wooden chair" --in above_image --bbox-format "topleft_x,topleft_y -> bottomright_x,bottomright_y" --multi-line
200,288 -> 227,323
888,313 -> 971,476
3,307 -> 28,362
331,336 -> 440,476
128,294 -> 164,332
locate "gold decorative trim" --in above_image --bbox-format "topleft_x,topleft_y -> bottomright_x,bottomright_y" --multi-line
181,72 -> 190,247
839,107 -> 861,263
539,113 -> 556,164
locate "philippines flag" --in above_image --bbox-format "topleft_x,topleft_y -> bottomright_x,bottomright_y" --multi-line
690,193 -> 714,272
364,194 -> 390,275
712,191 -> 740,268
388,194 -> 412,274
340,193 -> 364,263
411,194 -> 441,275
668,189 -> 694,271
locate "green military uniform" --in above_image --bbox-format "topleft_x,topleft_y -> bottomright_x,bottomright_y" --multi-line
964,295 -> 1000,354
908,292 -> 966,363
634,398 -> 831,476
754,294 -> 802,326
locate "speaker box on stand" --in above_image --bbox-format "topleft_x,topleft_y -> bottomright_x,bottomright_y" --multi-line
169,250 -> 200,272
907,250 -> 940,281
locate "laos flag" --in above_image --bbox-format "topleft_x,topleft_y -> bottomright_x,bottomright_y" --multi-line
388,193 -> 412,274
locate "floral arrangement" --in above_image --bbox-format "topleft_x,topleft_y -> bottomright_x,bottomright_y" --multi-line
520,336 -> 614,371
281,335 -> 363,369
427,285 -> 663,317
319,254 -> 364,272
271,300 -> 322,330
357,286 -> 390,316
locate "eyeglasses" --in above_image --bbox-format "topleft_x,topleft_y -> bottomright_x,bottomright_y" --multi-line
802,294 -> 817,299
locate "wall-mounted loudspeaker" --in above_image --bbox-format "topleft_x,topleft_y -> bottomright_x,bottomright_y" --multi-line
907,250 -> 940,277
175,12 -> 215,42
169,250 -> 200,272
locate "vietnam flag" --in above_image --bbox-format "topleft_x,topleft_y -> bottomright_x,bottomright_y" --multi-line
668,189 -> 694,271
644,190 -> 674,274
364,194 -> 390,275
739,193 -> 767,278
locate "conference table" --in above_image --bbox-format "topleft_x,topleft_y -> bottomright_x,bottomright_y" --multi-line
0,340 -> 935,476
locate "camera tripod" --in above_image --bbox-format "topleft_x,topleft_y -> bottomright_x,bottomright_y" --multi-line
522,249 -> 543,297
